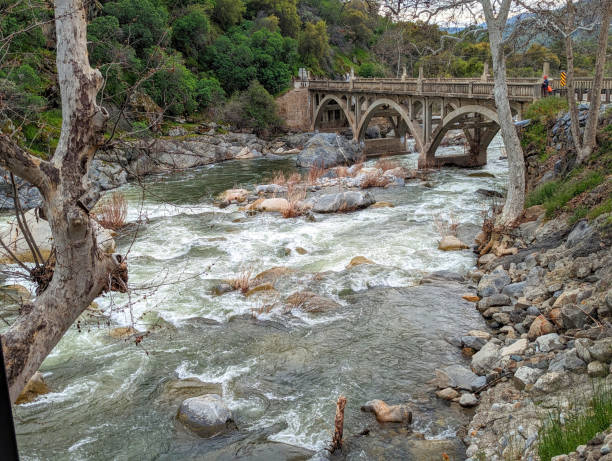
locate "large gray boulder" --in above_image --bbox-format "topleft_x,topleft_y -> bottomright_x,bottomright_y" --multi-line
477,266 -> 511,298
308,191 -> 375,213
471,341 -> 501,375
296,133 -> 362,168
435,364 -> 485,392
176,394 -> 235,437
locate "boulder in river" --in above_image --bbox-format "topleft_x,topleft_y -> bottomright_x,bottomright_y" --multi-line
346,256 -> 374,269
438,235 -> 468,251
296,133 -> 362,168
257,198 -> 289,213
16,371 -> 49,404
162,378 -> 222,402
361,399 -> 412,424
308,191 -> 375,213
219,188 -> 248,203
176,394 -> 236,437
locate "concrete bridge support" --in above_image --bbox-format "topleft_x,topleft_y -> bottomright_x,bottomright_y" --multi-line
304,75 -> 610,168
310,91 -> 519,168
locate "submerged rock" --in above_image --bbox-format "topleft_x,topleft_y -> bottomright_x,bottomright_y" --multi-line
361,399 -> 412,423
286,291 -> 341,313
162,378 -> 222,402
176,394 -> 235,437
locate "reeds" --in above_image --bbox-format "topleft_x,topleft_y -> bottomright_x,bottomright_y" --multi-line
93,192 -> 128,230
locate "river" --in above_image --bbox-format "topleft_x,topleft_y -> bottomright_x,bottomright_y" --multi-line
9,139 -> 508,460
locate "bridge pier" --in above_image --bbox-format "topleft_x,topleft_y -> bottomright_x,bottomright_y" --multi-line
304,76 -> 609,169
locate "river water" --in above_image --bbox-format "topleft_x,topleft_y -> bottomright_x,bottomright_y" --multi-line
9,140 -> 508,460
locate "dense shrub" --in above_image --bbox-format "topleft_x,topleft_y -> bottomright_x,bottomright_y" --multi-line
171,6 -> 210,66
222,81 -> 283,135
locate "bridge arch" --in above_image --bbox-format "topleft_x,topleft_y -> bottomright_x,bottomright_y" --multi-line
312,94 -> 356,134
356,98 -> 424,151
420,104 -> 501,167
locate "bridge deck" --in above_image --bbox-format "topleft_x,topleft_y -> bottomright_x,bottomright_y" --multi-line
309,77 -> 612,102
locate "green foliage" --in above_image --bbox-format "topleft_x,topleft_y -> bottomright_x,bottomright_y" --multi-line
206,24 -> 297,95
521,122 -> 548,155
299,20 -> 330,72
588,197 -> 612,221
212,0 -> 245,29
246,0 -> 301,37
525,98 -> 569,123
526,172 -> 605,218
8,65 -> 42,93
358,61 -> 385,78
223,81 -> 282,134
521,98 -> 569,159
88,16 -> 122,65
341,2 -> 372,46
538,382 -> 612,461
0,1 -> 48,53
103,0 -> 169,56
145,51 -> 223,115
171,5 -> 210,65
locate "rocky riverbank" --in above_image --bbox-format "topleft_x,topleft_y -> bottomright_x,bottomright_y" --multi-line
429,105 -> 612,460
0,130 -> 317,211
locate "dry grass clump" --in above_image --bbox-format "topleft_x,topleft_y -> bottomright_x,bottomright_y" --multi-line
251,302 -> 276,317
360,172 -> 392,189
93,192 -> 128,230
336,166 -> 349,177
287,172 -> 302,184
227,269 -> 252,294
433,213 -> 460,237
375,157 -> 400,172
271,170 -> 287,185
307,163 -> 327,184
282,184 -> 307,218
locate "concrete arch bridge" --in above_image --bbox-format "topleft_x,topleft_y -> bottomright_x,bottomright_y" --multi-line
307,77 -> 612,168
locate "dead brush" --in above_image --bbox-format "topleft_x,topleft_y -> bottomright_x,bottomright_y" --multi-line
374,157 -> 400,172
307,163 -> 327,185
282,184 -> 307,218
433,213 -> 460,237
270,170 -> 287,186
287,172 -> 302,184
227,269 -> 253,294
92,192 -> 128,230
360,171 -> 392,189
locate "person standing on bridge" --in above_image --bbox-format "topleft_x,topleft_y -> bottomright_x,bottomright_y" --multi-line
541,75 -> 550,98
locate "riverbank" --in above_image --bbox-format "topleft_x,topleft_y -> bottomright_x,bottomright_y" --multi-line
447,106 -> 612,461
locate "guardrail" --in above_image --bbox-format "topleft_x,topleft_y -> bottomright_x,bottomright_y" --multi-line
308,77 -> 612,100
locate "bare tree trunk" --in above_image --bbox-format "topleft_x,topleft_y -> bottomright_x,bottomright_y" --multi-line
565,25 -> 584,158
482,0 -> 526,225
0,0 -> 126,402
578,0 -> 611,163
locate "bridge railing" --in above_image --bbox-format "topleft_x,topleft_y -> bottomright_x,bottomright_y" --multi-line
308,77 -> 612,99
